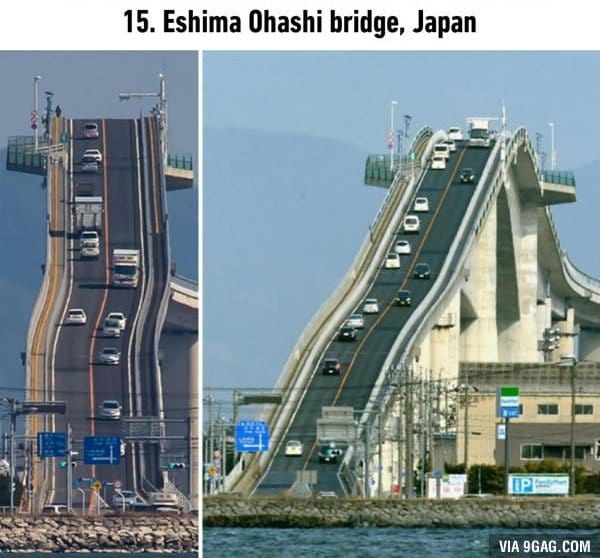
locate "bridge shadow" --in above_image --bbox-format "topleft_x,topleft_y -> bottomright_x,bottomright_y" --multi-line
78,283 -> 109,290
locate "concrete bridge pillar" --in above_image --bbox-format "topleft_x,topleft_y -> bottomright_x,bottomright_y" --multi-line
579,328 -> 600,362
499,201 -> 539,361
461,197 -> 498,361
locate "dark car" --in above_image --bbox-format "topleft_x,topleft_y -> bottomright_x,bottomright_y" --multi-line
322,358 -> 342,375
459,167 -> 475,183
318,445 -> 343,464
337,326 -> 357,342
413,263 -> 431,279
395,289 -> 412,306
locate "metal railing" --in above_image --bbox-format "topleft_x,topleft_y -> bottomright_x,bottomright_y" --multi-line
167,153 -> 193,171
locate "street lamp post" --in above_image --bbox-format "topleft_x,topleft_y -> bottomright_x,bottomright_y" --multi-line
33,75 -> 42,152
549,122 -> 556,170
389,100 -> 397,171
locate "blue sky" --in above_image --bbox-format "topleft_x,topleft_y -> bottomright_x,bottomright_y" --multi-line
204,51 -> 600,405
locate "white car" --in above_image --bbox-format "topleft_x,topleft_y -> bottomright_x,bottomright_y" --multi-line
384,253 -> 401,269
363,298 -> 379,314
80,230 -> 99,247
431,155 -> 446,170
65,308 -> 87,325
102,318 -> 122,338
80,241 -> 99,258
394,240 -> 411,255
345,313 -> 365,329
100,399 -> 122,420
284,440 -> 304,457
83,122 -> 99,139
443,139 -> 457,152
82,149 -> 102,163
98,347 -> 121,365
105,312 -> 126,330
403,215 -> 421,233
447,126 -> 463,141
414,197 -> 429,212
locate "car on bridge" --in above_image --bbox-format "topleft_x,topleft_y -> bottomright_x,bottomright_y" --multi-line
363,298 -> 379,314
394,240 -> 411,255
443,139 -> 457,152
284,440 -> 304,457
105,312 -> 127,330
345,313 -> 365,329
459,167 -> 476,183
82,148 -> 103,163
322,358 -> 342,375
83,122 -> 99,139
403,215 -> 421,233
98,347 -> 121,365
414,197 -> 429,212
431,155 -> 446,170
318,445 -> 343,464
413,263 -> 432,279
102,317 -> 122,338
80,240 -> 100,258
65,308 -> 87,325
337,326 -> 357,342
395,290 -> 412,306
80,230 -> 99,247
447,126 -> 463,141
99,399 -> 122,420
384,253 -> 401,269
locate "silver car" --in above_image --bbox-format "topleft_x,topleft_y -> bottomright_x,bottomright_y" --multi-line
98,347 -> 121,365
102,318 -> 121,338
100,399 -> 122,420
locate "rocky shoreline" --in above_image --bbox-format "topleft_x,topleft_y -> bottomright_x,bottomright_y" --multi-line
204,496 -> 600,528
0,513 -> 198,553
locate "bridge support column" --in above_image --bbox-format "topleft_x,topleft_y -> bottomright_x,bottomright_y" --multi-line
461,197 -> 498,360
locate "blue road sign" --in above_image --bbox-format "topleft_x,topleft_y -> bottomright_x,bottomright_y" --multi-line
83,436 -> 121,465
235,420 -> 270,453
37,432 -> 67,458
500,407 -> 520,418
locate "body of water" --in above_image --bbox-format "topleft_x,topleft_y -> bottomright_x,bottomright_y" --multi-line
204,527 -> 599,557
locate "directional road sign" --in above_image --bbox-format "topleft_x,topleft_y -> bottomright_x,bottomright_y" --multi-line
497,386 -> 520,418
235,420 -> 270,453
83,436 -> 121,465
37,432 -> 67,458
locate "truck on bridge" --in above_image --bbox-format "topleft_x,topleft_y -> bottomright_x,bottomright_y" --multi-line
74,195 -> 103,231
112,248 -> 140,288
466,117 -> 494,147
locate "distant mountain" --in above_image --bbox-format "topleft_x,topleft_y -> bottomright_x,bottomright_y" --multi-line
203,127 -> 386,391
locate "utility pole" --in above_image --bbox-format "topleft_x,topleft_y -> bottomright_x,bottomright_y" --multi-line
570,361 -> 576,496
377,412 -> 383,498
405,367 -> 414,499
396,382 -> 403,497
207,395 -> 214,495
463,384 -> 470,472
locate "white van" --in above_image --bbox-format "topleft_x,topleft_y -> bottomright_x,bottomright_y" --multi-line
433,143 -> 450,159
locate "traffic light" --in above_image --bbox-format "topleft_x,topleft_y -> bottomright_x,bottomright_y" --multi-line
168,462 -> 186,470
59,461 -> 77,468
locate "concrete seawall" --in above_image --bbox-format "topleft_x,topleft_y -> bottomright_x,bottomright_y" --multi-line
0,513 -> 198,553
204,496 -> 600,528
